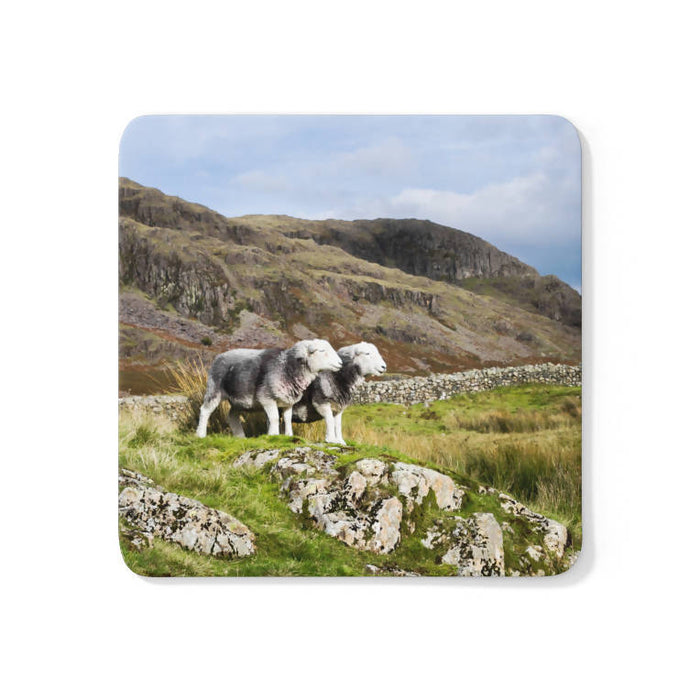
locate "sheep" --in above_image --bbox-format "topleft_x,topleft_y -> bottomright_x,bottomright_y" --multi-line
292,341 -> 387,444
196,339 -> 343,438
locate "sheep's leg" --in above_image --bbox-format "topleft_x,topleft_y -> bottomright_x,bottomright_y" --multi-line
315,402 -> 338,443
281,407 -> 294,436
334,410 -> 346,446
261,400 -> 280,435
227,409 -> 246,438
196,392 -> 221,438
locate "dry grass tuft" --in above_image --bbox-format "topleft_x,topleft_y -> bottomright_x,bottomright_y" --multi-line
168,358 -> 230,433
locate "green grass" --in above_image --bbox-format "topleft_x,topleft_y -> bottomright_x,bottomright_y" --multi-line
119,420 -> 458,576
119,385 -> 581,576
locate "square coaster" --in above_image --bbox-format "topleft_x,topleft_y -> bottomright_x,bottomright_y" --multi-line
118,115 -> 582,577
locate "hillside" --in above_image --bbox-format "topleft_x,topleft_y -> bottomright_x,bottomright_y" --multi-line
118,386 -> 581,577
234,214 -> 581,327
119,179 -> 581,391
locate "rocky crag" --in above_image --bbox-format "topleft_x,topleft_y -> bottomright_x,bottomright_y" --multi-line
119,445 -> 575,576
238,214 -> 581,328
119,179 -> 581,384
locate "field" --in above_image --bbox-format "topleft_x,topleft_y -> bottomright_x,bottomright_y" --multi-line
119,384 -> 581,576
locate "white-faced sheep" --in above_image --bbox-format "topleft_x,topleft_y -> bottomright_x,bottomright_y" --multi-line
196,339 -> 342,438
292,341 -> 387,444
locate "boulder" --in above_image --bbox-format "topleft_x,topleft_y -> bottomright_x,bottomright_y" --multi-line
499,493 -> 569,557
391,462 -> 463,510
423,513 -> 505,576
118,471 -> 255,558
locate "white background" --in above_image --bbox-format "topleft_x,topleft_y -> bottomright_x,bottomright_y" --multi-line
2,2 -> 698,698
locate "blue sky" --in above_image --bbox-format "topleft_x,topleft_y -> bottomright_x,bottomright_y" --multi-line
120,115 -> 581,290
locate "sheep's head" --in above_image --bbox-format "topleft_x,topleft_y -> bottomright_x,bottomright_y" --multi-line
294,339 -> 343,374
341,342 -> 387,377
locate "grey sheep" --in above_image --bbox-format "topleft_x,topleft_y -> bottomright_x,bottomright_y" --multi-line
196,339 -> 342,438
292,342 -> 387,444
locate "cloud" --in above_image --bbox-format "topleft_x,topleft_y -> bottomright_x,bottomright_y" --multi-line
386,172 -> 579,244
333,137 -> 414,176
232,169 -> 290,192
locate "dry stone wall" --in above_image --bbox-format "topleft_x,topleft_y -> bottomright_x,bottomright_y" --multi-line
118,363 -> 581,416
353,362 -> 581,405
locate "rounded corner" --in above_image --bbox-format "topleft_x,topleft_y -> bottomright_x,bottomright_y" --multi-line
550,542 -> 584,579
118,114 -> 154,157
549,114 -> 582,156
117,527 -> 154,579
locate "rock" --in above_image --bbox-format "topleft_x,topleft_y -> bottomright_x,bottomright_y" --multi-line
303,488 -> 403,554
353,458 -> 390,484
287,478 -> 331,514
438,513 -> 505,576
119,523 -> 154,550
499,493 -> 569,557
391,462 -> 463,510
367,498 -> 402,554
525,545 -> 545,562
365,563 -> 420,577
345,470 -> 367,505
119,469 -> 155,488
267,452 -> 404,554
118,473 -> 256,558
232,449 -> 280,469
543,519 -> 569,558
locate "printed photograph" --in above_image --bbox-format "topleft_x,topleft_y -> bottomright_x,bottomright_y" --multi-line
118,115 -> 582,577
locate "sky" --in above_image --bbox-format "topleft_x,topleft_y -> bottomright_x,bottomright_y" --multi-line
119,115 -> 581,290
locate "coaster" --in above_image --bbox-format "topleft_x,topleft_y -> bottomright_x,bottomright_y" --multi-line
118,115 -> 582,577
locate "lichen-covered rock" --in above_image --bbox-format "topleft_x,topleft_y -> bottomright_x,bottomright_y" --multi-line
232,449 -> 280,469
499,493 -> 569,557
118,472 -> 255,558
367,497 -> 403,553
235,448 -> 405,554
353,458 -> 390,485
228,446 -> 574,575
423,513 -> 505,576
291,477 -> 402,554
391,462 -> 463,510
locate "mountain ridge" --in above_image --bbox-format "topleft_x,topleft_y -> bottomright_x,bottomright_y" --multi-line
118,178 -> 581,392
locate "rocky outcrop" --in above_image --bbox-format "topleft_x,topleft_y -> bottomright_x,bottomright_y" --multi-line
232,446 -> 572,576
118,469 -> 255,558
277,217 -> 536,281
256,216 -> 580,327
119,220 -> 239,327
423,513 -> 505,576
498,492 -> 569,558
